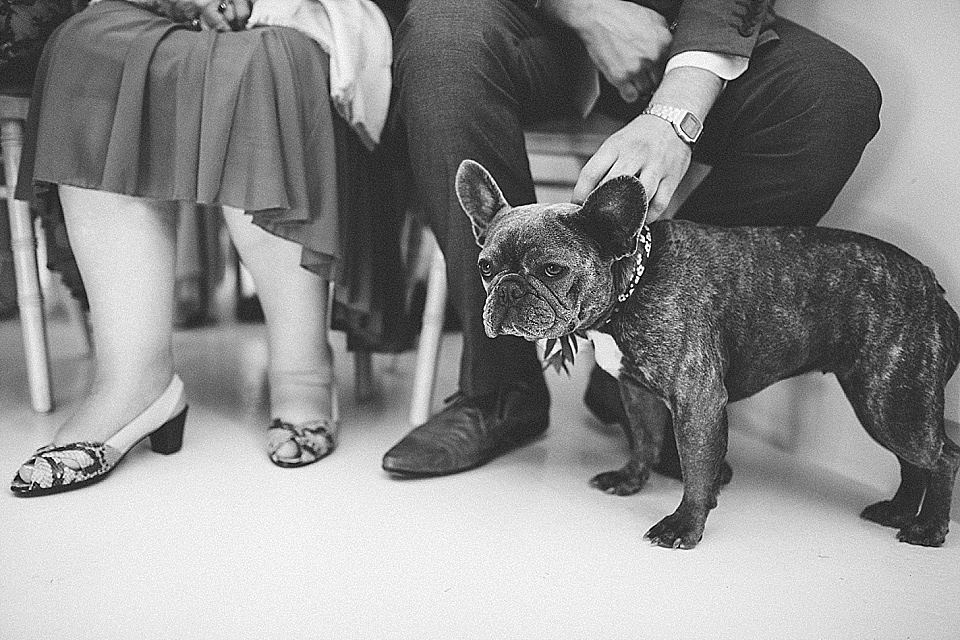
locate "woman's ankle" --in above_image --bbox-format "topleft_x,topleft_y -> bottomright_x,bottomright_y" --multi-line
267,364 -> 334,425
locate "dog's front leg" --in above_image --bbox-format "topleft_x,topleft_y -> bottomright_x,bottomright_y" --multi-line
590,376 -> 670,496
645,389 -> 728,549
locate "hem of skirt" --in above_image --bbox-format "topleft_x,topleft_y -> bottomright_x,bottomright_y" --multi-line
29,176 -> 290,211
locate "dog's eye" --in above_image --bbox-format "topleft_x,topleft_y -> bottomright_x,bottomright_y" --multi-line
478,258 -> 495,278
541,263 -> 568,279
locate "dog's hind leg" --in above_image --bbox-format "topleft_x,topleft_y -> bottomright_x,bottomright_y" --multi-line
860,457 -> 926,529
837,357 -> 959,546
898,438 -> 960,546
589,376 -> 669,496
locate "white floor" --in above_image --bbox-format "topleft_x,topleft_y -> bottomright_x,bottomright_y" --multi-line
2,315 -> 959,640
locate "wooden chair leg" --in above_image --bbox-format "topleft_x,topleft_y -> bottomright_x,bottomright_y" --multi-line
409,240 -> 447,426
2,118 -> 53,412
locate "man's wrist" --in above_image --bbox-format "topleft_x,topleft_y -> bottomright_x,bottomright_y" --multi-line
648,65 -> 724,123
642,104 -> 703,145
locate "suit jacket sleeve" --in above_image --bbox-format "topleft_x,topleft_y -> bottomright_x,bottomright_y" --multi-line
669,0 -> 778,59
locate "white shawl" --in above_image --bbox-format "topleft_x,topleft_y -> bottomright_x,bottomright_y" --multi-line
249,0 -> 392,149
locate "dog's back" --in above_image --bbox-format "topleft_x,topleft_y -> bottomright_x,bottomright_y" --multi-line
632,221 -> 960,402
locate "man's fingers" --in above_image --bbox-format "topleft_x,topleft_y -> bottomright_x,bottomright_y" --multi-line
646,175 -> 679,221
599,155 -> 641,185
636,169 -> 660,211
573,145 -> 619,204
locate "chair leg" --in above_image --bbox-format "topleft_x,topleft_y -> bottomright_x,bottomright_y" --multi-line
409,239 -> 446,426
2,118 -> 53,412
354,351 -> 375,403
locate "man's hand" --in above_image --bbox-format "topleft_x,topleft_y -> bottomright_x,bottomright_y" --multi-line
573,115 -> 690,219
543,0 -> 672,103
573,66 -> 725,220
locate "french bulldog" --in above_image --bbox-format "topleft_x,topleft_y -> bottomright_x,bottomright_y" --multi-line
456,158 -> 960,549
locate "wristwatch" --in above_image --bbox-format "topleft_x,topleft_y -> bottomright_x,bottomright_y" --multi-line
641,103 -> 703,145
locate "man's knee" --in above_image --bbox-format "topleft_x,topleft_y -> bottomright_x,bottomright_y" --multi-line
786,52 -> 881,218
393,0 -> 531,144
760,44 -> 881,195
395,0 -> 521,82
814,50 -> 882,153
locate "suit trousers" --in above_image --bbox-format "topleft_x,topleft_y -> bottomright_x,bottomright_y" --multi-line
393,0 -> 882,397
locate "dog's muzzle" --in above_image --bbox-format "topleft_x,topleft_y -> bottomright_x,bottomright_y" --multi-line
483,274 -> 560,339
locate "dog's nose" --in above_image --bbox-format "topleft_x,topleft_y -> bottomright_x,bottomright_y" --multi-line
498,279 -> 525,302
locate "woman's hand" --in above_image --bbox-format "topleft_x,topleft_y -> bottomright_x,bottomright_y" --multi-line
144,0 -> 251,31
216,0 -> 252,30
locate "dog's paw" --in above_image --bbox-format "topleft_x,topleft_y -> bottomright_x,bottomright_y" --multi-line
589,464 -> 649,496
860,500 -> 919,529
897,518 -> 948,547
644,511 -> 705,550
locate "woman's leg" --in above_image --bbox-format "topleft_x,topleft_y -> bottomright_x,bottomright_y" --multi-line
52,186 -> 180,445
220,207 -> 332,431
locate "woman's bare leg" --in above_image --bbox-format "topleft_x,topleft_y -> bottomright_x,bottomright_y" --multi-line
220,207 -> 333,437
52,186 -> 180,445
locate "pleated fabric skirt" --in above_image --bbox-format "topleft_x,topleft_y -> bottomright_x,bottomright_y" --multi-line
18,0 -> 363,277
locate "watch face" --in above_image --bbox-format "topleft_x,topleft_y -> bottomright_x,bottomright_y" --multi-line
678,112 -> 702,142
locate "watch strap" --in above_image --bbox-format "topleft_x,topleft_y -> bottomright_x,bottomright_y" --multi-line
641,103 -> 703,145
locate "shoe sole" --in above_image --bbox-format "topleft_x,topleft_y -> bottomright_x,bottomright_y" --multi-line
11,471 -> 111,497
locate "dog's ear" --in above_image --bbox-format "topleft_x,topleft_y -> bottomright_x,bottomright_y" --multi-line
570,175 -> 648,261
456,159 -> 510,247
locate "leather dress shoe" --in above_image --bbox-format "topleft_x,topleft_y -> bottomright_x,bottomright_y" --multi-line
584,364 -> 733,485
382,382 -> 549,476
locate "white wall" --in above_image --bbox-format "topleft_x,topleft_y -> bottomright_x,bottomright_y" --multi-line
530,0 -> 960,492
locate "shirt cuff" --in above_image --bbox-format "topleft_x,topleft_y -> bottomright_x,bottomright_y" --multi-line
665,51 -> 749,81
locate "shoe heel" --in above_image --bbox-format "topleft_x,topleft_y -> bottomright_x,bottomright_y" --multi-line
150,406 -> 188,455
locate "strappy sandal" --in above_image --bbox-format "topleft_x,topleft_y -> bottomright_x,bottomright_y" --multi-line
267,384 -> 340,468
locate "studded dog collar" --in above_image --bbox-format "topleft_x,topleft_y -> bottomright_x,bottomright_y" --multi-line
607,224 -> 652,322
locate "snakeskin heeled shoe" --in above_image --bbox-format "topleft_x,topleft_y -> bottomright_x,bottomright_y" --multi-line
11,375 -> 189,496
267,385 -> 340,468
